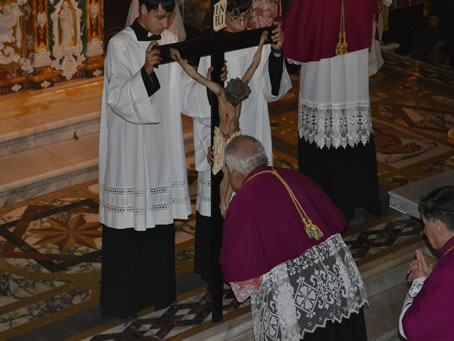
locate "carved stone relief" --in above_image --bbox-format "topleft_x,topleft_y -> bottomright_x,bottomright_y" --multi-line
50,0 -> 85,80
86,0 -> 103,58
0,0 -> 28,68
0,0 -> 104,95
33,0 -> 51,68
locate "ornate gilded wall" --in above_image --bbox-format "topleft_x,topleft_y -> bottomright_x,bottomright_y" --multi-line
0,0 -> 104,95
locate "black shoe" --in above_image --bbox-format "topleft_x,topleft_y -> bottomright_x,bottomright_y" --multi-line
347,208 -> 368,229
211,298 -> 223,323
209,282 -> 224,323
155,301 -> 175,311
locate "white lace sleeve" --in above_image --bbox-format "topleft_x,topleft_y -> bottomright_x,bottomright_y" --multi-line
399,277 -> 426,340
230,277 -> 262,303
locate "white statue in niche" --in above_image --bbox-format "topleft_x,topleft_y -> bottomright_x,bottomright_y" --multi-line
0,2 -> 24,65
50,0 -> 85,79
59,1 -> 74,49
90,0 -> 99,20
0,3 -> 22,47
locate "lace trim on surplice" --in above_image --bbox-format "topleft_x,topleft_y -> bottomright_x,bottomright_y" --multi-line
196,170 -> 211,216
251,233 -> 368,341
298,99 -> 372,149
100,180 -> 189,214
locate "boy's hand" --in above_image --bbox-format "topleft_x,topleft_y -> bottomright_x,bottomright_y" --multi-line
271,22 -> 284,52
207,147 -> 214,165
207,62 -> 228,82
145,42 -> 162,74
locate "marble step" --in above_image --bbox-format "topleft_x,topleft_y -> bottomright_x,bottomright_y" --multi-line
0,123 -> 195,208
364,281 -> 407,341
0,98 -> 101,158
389,170 -> 454,218
0,96 -> 194,160
0,76 -> 194,159
0,77 -> 194,207
0,132 -> 100,207
184,313 -> 253,341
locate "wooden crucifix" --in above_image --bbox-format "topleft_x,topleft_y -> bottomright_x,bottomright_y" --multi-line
170,31 -> 268,217
158,4 -> 276,323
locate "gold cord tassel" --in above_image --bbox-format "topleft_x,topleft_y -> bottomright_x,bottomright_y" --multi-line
336,0 -> 348,56
302,217 -> 324,240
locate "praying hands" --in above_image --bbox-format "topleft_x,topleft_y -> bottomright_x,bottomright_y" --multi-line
407,249 -> 433,283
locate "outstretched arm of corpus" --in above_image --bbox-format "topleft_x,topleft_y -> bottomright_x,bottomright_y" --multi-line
241,31 -> 268,85
171,48 -> 223,97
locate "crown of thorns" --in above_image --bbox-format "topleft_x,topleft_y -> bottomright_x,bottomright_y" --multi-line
224,78 -> 251,106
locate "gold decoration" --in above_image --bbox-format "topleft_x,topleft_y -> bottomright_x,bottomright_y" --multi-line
246,169 -> 324,240
86,0 -> 102,41
335,0 -> 348,56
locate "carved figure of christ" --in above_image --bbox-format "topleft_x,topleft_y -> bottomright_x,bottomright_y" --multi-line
171,30 -> 267,215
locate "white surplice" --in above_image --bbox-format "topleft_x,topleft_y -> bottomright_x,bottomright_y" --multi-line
193,45 -> 292,216
99,28 -> 207,230
293,49 -> 373,149
368,14 -> 384,77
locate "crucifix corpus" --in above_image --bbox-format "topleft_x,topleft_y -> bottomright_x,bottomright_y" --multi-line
158,5 -> 276,214
170,31 -> 268,215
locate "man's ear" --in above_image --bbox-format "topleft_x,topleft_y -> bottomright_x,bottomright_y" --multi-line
232,170 -> 246,186
140,3 -> 148,15
434,219 -> 448,236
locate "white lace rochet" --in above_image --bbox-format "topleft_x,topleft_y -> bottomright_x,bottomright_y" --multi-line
250,233 -> 368,341
298,99 -> 373,149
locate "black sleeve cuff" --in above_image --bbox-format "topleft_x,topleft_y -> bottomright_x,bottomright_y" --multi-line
268,52 -> 284,96
141,66 -> 161,97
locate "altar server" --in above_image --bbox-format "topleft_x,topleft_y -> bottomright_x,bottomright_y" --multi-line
99,0 -> 207,318
193,0 -> 291,288
282,0 -> 382,225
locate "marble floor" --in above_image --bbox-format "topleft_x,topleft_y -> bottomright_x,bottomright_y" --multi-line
0,52 -> 453,340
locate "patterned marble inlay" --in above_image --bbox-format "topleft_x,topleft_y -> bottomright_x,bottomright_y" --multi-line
0,199 -> 101,273
373,119 -> 453,168
383,52 -> 454,87
0,273 -> 67,305
343,215 -> 424,261
84,287 -> 247,341
0,289 -> 91,331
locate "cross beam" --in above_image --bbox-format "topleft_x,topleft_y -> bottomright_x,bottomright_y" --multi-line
158,25 -> 275,64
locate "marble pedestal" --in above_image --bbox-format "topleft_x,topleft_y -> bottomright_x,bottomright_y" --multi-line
389,170 -> 454,219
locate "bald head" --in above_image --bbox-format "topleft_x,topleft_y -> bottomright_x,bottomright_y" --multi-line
225,135 -> 268,175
